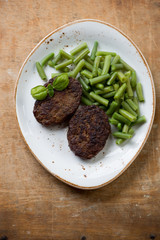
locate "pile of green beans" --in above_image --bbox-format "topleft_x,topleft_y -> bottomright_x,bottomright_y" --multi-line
35,41 -> 146,145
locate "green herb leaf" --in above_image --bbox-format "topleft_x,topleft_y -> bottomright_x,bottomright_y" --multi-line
31,85 -> 47,100
52,74 -> 69,91
47,84 -> 54,97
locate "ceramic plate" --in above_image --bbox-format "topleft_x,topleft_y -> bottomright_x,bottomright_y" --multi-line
15,20 -> 155,189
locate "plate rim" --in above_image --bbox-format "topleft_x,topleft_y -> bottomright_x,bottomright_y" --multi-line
15,19 -> 156,190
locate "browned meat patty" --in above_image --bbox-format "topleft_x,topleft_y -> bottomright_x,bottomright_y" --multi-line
67,105 -> 111,159
33,78 -> 82,126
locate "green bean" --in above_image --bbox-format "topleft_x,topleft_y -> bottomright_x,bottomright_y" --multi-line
99,105 -> 106,110
73,48 -> 90,64
51,53 -> 62,66
117,123 -> 122,131
106,101 -> 118,115
122,124 -> 129,133
84,60 -> 93,72
81,96 -> 93,106
90,74 -> 110,85
84,55 -> 94,65
98,68 -> 102,76
92,56 -> 101,77
89,92 -> 109,107
128,128 -> 135,135
113,83 -> 119,91
95,83 -> 104,90
131,71 -> 137,88
111,64 -> 124,71
81,86 -> 93,101
41,53 -> 54,67
111,55 -> 120,64
114,83 -> 127,100
90,41 -> 98,61
117,71 -> 127,83
102,55 -> 112,75
107,72 -> 117,85
116,139 -> 125,145
125,70 -> 132,78
81,74 -> 90,84
126,77 -> 134,98
99,62 -> 104,69
48,60 -> 55,68
126,99 -> 138,111
55,59 -> 73,70
93,102 -> 100,106
124,93 -> 129,99
133,115 -> 146,125
36,62 -> 47,81
113,132 -> 132,139
51,72 -> 61,78
71,59 -> 85,78
109,118 -> 119,126
112,112 -> 131,125
121,101 -> 137,117
119,109 -> 137,122
96,51 -> 116,56
60,67 -> 70,72
103,91 -> 116,98
133,97 -> 140,116
94,86 -> 114,95
119,58 -> 134,71
136,83 -> 144,102
70,42 -> 88,55
67,71 -> 74,77
78,77 -> 90,92
81,69 -> 93,79
59,49 -> 73,59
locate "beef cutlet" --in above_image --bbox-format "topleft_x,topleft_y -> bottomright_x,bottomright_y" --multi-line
33,78 -> 82,126
67,105 -> 111,159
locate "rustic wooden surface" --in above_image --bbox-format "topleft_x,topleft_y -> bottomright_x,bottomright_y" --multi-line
0,0 -> 160,239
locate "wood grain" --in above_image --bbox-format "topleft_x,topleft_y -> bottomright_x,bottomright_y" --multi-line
0,0 -> 160,239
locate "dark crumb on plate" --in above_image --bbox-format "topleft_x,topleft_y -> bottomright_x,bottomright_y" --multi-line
84,175 -> 87,178
65,45 -> 69,47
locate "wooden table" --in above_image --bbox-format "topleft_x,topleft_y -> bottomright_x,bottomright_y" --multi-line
0,0 -> 160,239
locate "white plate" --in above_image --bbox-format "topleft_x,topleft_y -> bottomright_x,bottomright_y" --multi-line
15,20 -> 155,189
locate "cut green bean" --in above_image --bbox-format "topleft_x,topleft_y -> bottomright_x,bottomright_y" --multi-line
103,91 -> 116,98
109,118 -> 119,126
92,56 -> 101,77
90,74 -> 110,85
114,83 -> 127,100
84,55 -> 94,65
82,87 -> 94,102
116,139 -> 125,145
81,69 -> 93,79
113,83 -> 119,91
121,101 -> 137,117
128,128 -> 135,135
122,124 -> 129,133
133,115 -> 146,125
113,132 -> 132,139
55,59 -> 72,70
61,67 -> 70,72
41,53 -> 54,67
119,109 -> 137,122
48,60 -> 55,68
111,55 -> 120,64
102,55 -> 111,75
112,112 -> 131,125
111,64 -> 124,71
59,49 -> 73,59
96,51 -> 116,56
51,72 -> 61,78
119,58 -> 134,71
90,41 -> 98,61
81,75 -> 90,84
133,97 -> 140,116
99,62 -> 104,69
99,105 -> 106,110
89,92 -> 109,107
131,71 -> 137,88
51,53 -> 62,66
81,96 -> 93,106
136,83 -> 144,102
95,83 -> 104,90
107,72 -> 117,85
70,42 -> 88,56
73,48 -> 90,64
36,62 -> 47,81
117,123 -> 122,131
94,86 -> 114,95
106,101 -> 118,115
71,59 -> 85,78
117,71 -> 127,83
126,77 -> 134,98
98,68 -> 102,76
78,77 -> 90,92
84,60 -> 93,72
126,99 -> 138,111
125,70 -> 132,78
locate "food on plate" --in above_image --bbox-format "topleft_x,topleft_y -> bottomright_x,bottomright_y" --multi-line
67,105 -> 111,159
31,41 -> 146,146
33,77 -> 82,126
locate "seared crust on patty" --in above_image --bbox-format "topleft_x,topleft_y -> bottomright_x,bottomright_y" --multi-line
67,105 -> 111,159
33,78 -> 82,126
